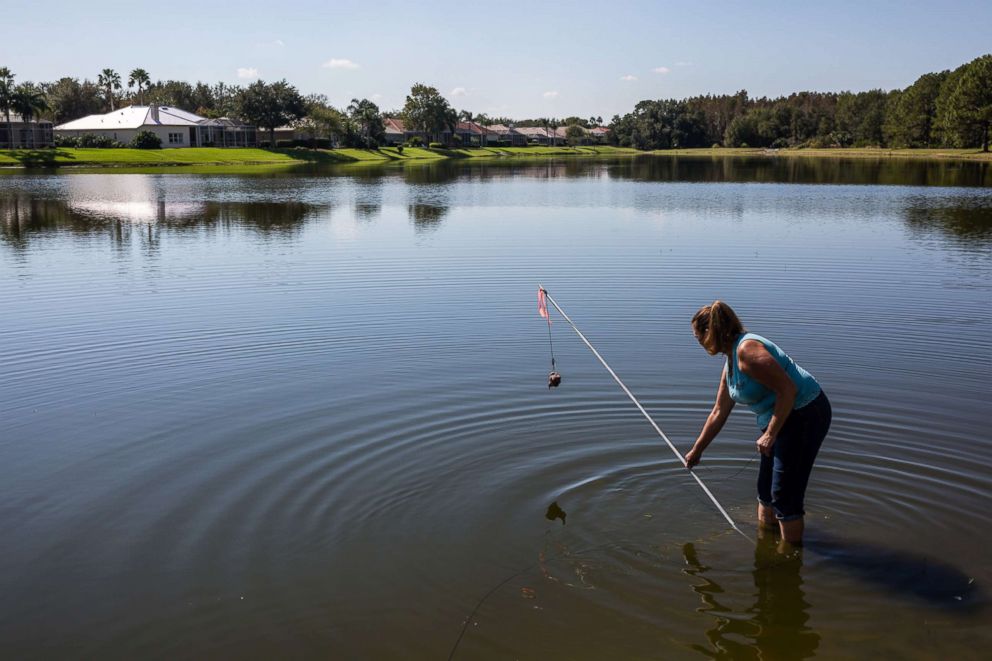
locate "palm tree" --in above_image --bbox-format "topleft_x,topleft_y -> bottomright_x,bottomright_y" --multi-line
347,98 -> 382,145
0,67 -> 15,149
11,83 -> 48,148
128,68 -> 150,105
98,68 -> 121,111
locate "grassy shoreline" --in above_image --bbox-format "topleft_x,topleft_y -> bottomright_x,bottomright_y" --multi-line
0,145 -> 636,169
0,145 -> 988,169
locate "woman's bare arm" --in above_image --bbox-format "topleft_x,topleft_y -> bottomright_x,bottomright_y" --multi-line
685,364 -> 735,467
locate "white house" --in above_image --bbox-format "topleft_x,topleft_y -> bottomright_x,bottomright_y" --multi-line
55,105 -> 256,148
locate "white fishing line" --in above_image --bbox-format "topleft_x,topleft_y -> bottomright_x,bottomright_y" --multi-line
539,286 -> 754,545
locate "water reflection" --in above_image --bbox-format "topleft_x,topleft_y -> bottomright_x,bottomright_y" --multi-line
0,193 -> 324,250
606,156 -> 991,187
683,535 -> 819,660
902,201 -> 992,242
407,204 -> 448,232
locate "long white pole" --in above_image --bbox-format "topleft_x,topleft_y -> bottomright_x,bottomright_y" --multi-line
539,286 -> 753,544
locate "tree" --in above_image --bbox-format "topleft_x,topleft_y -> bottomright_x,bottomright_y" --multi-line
936,54 -> 992,151
347,98 -> 386,147
565,124 -> 585,146
146,80 -> 196,109
40,77 -> 103,124
11,83 -> 48,148
884,72 -> 947,147
402,83 -> 457,144
128,68 -> 150,105
235,79 -> 306,146
296,96 -> 346,146
98,68 -> 121,111
0,67 -> 14,149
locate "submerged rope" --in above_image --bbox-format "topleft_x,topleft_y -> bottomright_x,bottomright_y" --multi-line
538,286 -> 754,545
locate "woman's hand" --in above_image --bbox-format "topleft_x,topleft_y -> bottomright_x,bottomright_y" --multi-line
685,446 -> 703,469
756,432 -> 777,457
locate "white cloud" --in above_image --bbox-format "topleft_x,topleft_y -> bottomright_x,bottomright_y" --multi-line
237,67 -> 259,79
273,39 -> 285,47
653,66 -> 671,74
543,90 -> 559,99
450,86 -> 468,97
620,74 -> 637,81
323,58 -> 360,70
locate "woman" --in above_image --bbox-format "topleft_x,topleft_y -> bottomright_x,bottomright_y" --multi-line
684,301 -> 831,544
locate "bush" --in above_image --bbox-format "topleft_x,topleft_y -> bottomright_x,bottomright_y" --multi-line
405,136 -> 423,147
739,142 -> 749,148
130,130 -> 162,149
711,143 -> 721,149
428,142 -> 443,149
66,133 -> 124,148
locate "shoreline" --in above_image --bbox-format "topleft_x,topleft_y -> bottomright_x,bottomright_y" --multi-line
0,145 -> 989,170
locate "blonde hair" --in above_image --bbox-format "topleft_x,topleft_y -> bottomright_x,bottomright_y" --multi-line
691,301 -> 745,355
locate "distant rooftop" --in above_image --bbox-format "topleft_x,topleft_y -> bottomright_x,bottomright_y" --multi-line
56,105 -> 206,131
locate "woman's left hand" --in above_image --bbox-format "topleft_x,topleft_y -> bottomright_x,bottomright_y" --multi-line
756,432 -> 776,457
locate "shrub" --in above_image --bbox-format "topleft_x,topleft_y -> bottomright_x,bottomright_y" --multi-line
396,145 -> 404,154
428,142 -> 443,149
74,133 -> 124,148
55,134 -> 80,148
739,142 -> 749,149
130,130 -> 162,149
405,136 -> 423,147
711,143 -> 721,149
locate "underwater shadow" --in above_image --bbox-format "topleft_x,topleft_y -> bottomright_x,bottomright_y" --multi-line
804,530 -> 983,612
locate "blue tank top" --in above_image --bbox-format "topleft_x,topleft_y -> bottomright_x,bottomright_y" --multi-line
726,332 -> 821,429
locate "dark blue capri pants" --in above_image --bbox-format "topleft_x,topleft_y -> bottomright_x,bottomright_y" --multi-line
757,391 -> 832,521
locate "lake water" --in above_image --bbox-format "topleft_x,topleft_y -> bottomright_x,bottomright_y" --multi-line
1,157 -> 990,659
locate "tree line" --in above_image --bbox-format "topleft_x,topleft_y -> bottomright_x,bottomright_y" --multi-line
2,55 -> 989,151
608,54 -> 991,152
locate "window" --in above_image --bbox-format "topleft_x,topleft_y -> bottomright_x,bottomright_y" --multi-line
168,132 -> 183,144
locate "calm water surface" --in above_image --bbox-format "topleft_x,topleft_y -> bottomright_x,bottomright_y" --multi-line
1,158 -> 990,659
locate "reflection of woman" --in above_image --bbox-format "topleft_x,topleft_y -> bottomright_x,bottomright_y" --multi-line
685,301 -> 831,544
683,533 -> 820,660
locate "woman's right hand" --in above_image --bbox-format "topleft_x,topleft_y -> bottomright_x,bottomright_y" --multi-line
685,446 -> 703,469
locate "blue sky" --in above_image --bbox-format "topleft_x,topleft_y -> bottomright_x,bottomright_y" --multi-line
2,0 -> 989,119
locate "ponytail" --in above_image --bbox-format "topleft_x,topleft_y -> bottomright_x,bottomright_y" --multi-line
692,300 -> 745,355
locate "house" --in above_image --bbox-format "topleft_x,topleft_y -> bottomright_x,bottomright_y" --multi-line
196,118 -> 258,147
485,125 -> 528,146
513,126 -> 554,145
0,113 -> 55,149
55,105 -> 256,147
451,121 -> 495,146
589,126 -> 610,143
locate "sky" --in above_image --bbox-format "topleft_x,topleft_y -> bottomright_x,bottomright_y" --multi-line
2,0 -> 990,120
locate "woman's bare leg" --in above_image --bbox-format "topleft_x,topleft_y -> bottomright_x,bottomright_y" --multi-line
779,517 -> 804,545
757,503 -> 777,530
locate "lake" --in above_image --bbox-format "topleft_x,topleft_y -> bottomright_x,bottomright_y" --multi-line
1,156 -> 990,659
